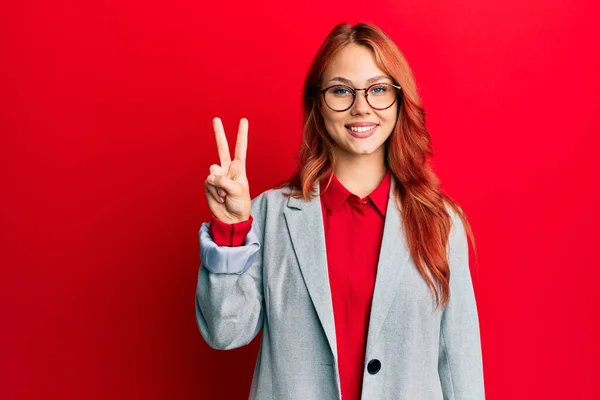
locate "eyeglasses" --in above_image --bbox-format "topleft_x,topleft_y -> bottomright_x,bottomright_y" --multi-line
319,83 -> 402,112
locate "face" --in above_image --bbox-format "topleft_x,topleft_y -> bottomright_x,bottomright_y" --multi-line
319,43 -> 399,159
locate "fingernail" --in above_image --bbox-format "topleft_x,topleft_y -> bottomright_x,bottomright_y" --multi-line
219,197 -> 224,203
208,175 -> 215,183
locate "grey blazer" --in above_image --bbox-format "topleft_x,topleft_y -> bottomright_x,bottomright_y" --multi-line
195,177 -> 485,399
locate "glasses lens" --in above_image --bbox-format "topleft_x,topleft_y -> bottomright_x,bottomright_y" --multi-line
367,84 -> 397,110
324,85 -> 354,111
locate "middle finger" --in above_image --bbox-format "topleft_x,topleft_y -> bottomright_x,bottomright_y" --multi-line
212,117 -> 232,167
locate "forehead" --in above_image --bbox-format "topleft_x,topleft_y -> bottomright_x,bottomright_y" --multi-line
322,43 -> 388,85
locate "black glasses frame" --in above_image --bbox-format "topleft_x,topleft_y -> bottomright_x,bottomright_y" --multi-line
319,82 -> 402,112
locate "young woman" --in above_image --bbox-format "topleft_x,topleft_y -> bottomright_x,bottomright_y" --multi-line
197,22 -> 485,400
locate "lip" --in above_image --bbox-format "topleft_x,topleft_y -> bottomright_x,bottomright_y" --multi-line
345,124 -> 378,139
345,122 -> 379,128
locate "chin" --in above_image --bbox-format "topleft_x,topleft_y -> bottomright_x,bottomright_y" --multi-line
347,143 -> 384,156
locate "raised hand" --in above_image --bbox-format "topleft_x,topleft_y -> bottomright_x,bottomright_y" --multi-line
204,117 -> 251,224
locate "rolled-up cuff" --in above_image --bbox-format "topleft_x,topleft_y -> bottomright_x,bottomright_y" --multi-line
209,214 -> 253,247
199,221 -> 260,274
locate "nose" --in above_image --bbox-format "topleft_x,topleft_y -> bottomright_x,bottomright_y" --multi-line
351,89 -> 371,115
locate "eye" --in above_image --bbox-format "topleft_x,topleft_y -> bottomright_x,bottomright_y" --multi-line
369,84 -> 389,95
329,86 -> 352,96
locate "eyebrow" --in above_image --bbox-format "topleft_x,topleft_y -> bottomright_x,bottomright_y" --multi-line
328,75 -> 392,86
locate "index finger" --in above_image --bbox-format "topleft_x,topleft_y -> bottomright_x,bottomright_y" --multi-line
212,117 -> 231,166
234,118 -> 248,163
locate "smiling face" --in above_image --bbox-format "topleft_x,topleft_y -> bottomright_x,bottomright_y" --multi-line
319,43 -> 399,160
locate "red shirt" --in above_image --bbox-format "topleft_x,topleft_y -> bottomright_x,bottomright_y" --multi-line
209,171 -> 391,400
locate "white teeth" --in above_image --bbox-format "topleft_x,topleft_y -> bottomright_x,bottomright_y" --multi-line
348,125 -> 376,133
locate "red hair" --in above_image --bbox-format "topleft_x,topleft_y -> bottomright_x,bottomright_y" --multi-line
276,22 -> 477,309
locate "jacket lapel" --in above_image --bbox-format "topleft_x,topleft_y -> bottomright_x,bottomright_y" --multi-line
283,184 -> 338,363
282,177 -> 412,364
366,177 -> 411,348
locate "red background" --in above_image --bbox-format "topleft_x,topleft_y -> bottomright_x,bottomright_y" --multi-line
2,0 -> 599,399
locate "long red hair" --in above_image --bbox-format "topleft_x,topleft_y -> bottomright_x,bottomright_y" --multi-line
276,22 -> 477,309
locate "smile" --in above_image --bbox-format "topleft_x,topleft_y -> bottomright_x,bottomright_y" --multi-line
347,125 -> 377,133
345,124 -> 378,139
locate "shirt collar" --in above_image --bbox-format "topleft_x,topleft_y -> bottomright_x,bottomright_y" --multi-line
320,170 -> 391,216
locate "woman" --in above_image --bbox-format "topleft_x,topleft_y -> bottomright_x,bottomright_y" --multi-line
197,22 -> 485,400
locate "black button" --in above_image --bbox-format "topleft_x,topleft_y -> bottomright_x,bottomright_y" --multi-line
367,359 -> 381,374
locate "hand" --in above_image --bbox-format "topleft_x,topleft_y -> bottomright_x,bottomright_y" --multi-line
204,117 -> 251,224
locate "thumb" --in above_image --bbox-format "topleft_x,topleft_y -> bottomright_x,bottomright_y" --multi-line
208,174 -> 239,196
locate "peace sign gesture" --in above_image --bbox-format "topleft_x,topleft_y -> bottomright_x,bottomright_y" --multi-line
204,117 -> 251,224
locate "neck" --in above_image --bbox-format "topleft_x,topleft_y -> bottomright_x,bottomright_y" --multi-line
332,147 -> 387,198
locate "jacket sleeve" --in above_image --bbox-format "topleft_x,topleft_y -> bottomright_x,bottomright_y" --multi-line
438,210 -> 485,399
195,193 -> 266,350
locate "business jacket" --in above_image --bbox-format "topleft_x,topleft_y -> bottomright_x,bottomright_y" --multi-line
195,177 -> 485,399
